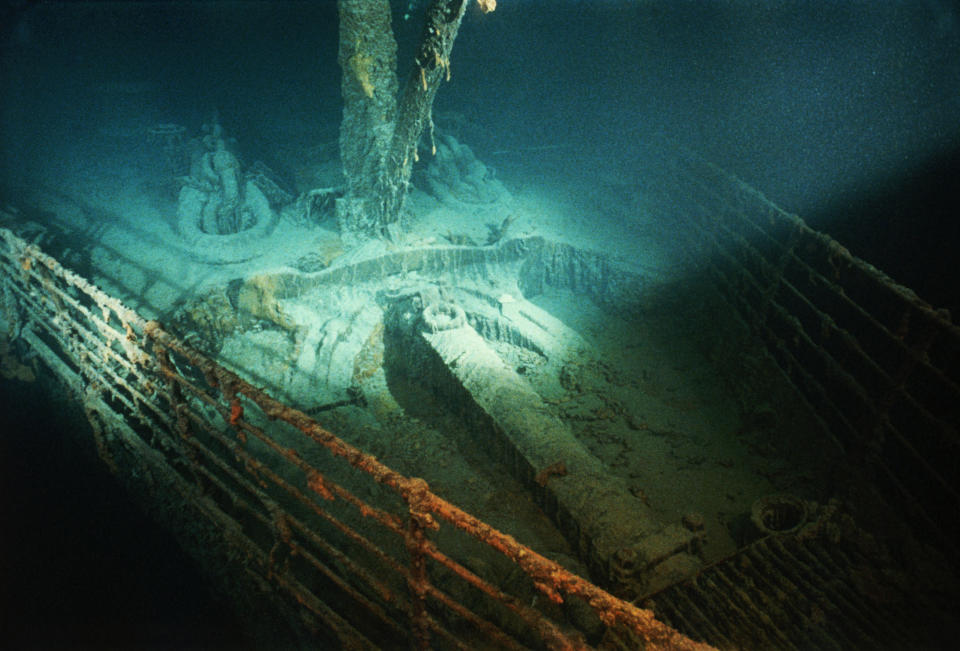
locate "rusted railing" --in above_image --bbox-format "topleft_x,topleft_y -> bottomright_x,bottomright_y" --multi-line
655,148 -> 960,561
0,221 -> 712,650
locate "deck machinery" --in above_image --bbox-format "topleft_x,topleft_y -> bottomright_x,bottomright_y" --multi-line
1,144 -> 958,649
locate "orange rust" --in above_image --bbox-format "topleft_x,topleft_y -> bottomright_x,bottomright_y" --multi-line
415,491 -> 714,650
534,460 -> 567,487
534,581 -> 564,605
403,481 -> 433,651
83,267 -> 714,650
307,472 -> 336,502
229,399 -> 243,426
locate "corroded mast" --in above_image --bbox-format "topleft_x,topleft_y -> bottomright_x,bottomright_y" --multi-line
336,0 -> 492,243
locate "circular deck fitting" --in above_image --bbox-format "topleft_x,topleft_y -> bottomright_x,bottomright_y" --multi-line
422,301 -> 467,333
751,494 -> 807,536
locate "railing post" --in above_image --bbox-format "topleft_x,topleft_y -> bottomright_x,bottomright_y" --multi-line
154,343 -> 190,437
1,274 -> 21,337
403,477 -> 438,650
149,328 -> 205,487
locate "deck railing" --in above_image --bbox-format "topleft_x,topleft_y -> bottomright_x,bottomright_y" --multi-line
0,220 -> 710,650
656,149 -> 960,560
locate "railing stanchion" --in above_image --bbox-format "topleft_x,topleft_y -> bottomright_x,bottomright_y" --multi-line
403,477 -> 438,650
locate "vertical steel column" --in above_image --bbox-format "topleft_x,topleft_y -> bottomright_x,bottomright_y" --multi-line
403,477 -> 438,650
150,333 -> 203,487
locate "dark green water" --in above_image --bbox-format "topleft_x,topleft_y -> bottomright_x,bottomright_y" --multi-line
0,376 -> 251,650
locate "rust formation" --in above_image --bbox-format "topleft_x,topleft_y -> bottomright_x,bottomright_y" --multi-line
4,141 -> 957,648
0,220 -> 713,650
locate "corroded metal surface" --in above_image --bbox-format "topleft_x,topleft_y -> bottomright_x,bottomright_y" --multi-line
655,149 -> 960,558
650,526 -> 952,650
1,220 -> 713,650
